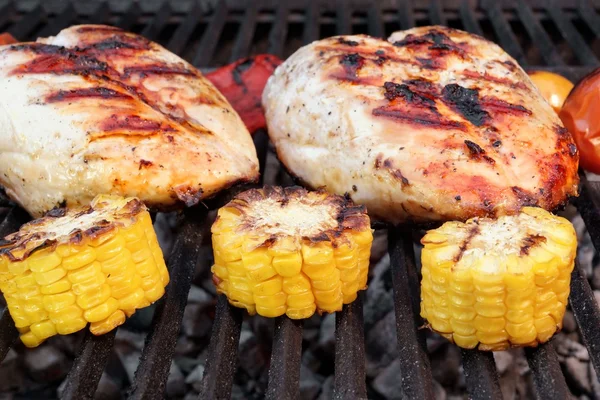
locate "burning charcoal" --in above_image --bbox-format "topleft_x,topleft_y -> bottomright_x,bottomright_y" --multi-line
300,364 -> 323,400
23,345 -> 69,383
366,310 -> 397,377
0,349 -> 25,392
166,362 -> 186,398
185,364 -> 205,392
94,373 -> 120,400
182,303 -> 213,339
317,376 -> 334,400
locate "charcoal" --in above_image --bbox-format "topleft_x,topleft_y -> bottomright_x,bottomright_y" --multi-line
0,349 -> 24,392
23,345 -> 69,383
564,357 -> 592,394
175,356 -> 203,375
433,380 -> 447,400
115,329 -> 146,351
124,305 -> 156,331
493,351 -> 514,375
114,347 -> 141,383
370,230 -> 389,263
372,358 -> 403,399
300,364 -> 322,400
430,344 -> 460,388
166,362 -> 186,398
182,303 -> 213,339
94,373 -> 121,400
187,285 -> 212,306
317,313 -> 336,351
185,364 -> 205,392
365,310 -> 397,377
363,254 -> 394,330
238,329 -> 267,379
563,310 -> 577,333
317,376 -> 333,400
174,335 -> 202,357
589,362 -> 600,397
302,350 -> 321,372
573,215 -> 594,278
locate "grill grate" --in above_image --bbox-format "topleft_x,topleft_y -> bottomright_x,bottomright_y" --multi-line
0,1 -> 600,399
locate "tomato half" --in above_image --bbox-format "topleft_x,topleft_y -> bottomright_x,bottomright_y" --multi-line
559,68 -> 600,174
528,70 -> 574,114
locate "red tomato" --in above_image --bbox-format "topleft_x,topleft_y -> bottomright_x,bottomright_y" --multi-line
528,70 -> 574,114
559,68 -> 600,174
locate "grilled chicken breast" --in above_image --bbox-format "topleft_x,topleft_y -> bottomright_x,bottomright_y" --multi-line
0,25 -> 258,217
262,26 -> 579,224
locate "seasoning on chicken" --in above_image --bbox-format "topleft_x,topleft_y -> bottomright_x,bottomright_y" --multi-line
0,25 -> 258,217
262,26 -> 579,224
420,207 -> 576,350
0,195 -> 168,347
211,186 -> 372,319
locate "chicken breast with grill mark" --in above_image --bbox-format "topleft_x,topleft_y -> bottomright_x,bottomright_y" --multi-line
0,25 -> 258,217
262,26 -> 579,224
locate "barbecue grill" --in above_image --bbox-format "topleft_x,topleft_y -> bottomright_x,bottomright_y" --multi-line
1,0 -> 600,399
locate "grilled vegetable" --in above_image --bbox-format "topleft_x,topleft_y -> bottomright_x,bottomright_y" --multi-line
420,207 -> 576,351
206,54 -> 282,133
0,195 -> 168,347
560,67 -> 600,174
0,33 -> 16,45
528,70 -> 573,114
211,186 -> 373,319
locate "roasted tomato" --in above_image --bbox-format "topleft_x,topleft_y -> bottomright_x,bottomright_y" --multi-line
560,68 -> 600,174
528,70 -> 574,114
0,33 -> 17,45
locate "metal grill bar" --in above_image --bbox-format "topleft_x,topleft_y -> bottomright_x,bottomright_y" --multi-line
37,4 -> 76,38
429,0 -> 446,26
516,3 -> 565,66
569,261 -> 600,378
367,1 -> 384,39
481,1 -> 527,65
575,175 -> 600,250
461,350 -> 503,400
388,229 -> 435,399
8,5 -> 46,40
268,2 -> 290,56
193,1 -> 228,67
578,0 -> 600,39
168,2 -> 204,60
198,295 -> 244,399
396,0 -> 415,30
141,2 -> 172,41
336,1 -> 352,35
525,343 -> 570,400
333,296 -> 367,399
546,1 -> 599,66
266,317 -> 304,400
61,331 -> 117,400
128,209 -> 207,399
115,2 -> 141,31
303,1 -> 321,45
88,3 -> 110,25
458,1 -> 483,36
230,2 -> 258,61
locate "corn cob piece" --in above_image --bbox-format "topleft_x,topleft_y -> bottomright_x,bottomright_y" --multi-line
420,207 -> 577,351
211,186 -> 373,319
0,195 -> 168,347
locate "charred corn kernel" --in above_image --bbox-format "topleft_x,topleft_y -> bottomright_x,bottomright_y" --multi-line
211,187 -> 372,319
420,207 -> 576,351
0,195 -> 168,347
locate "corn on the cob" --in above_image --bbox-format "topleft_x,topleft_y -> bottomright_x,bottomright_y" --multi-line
0,195 -> 168,347
211,186 -> 373,319
420,207 -> 577,351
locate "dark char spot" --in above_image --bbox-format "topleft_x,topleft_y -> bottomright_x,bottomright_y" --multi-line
443,84 -> 489,126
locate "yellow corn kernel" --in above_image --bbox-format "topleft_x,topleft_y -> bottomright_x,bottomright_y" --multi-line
211,187 -> 372,319
420,207 -> 576,350
0,195 -> 169,346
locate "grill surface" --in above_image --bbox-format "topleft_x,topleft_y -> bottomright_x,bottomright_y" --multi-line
1,1 -> 600,399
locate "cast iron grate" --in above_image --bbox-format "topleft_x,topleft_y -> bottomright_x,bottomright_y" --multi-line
0,1 -> 600,399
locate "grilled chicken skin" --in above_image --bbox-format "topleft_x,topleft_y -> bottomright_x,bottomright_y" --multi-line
263,26 -> 579,224
0,25 -> 258,217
